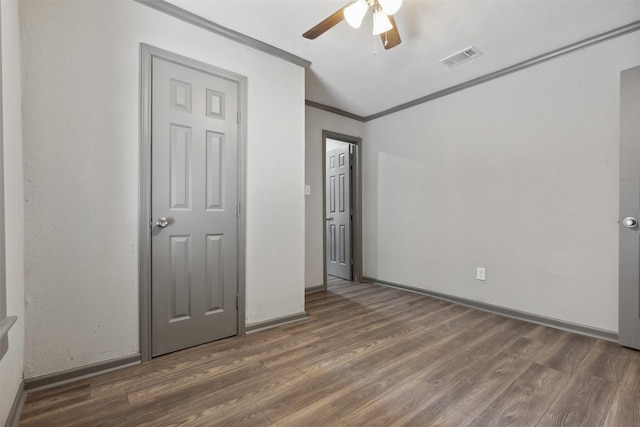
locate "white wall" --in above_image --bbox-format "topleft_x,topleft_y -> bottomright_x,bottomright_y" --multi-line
305,107 -> 363,288
363,31 -> 640,333
0,0 -> 24,423
21,0 -> 305,378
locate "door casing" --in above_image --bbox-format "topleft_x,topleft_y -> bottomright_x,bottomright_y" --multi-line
322,130 -> 362,289
139,44 -> 247,361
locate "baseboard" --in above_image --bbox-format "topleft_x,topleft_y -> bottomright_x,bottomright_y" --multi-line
5,381 -> 25,427
305,285 -> 325,294
245,312 -> 308,334
23,354 -> 141,393
363,276 -> 618,342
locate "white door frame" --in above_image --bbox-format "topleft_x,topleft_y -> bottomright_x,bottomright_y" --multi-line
139,44 -> 247,361
322,130 -> 362,288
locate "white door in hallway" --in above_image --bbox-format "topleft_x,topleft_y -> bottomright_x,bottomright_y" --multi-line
326,144 -> 352,280
151,57 -> 239,357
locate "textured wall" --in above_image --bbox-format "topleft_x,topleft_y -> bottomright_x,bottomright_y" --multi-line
362,31 -> 640,333
21,0 -> 305,378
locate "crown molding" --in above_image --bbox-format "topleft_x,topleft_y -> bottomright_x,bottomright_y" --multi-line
134,2 -> 639,122
305,100 -> 365,121
134,0 -> 311,68
306,20 -> 640,122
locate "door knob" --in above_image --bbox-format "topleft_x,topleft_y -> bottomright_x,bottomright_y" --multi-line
325,217 -> 334,221
155,217 -> 169,228
623,217 -> 638,228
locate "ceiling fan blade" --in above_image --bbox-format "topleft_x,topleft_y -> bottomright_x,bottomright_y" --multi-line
303,6 -> 348,39
381,15 -> 401,49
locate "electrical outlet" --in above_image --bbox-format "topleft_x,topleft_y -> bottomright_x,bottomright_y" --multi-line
476,267 -> 486,281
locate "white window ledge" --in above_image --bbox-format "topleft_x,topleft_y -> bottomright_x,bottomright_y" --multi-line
0,315 -> 17,341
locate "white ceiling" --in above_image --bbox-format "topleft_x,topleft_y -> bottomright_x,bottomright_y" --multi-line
166,0 -> 640,117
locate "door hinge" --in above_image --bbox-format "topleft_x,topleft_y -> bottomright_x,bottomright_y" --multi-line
236,295 -> 239,310
237,111 -> 241,124
236,203 -> 241,217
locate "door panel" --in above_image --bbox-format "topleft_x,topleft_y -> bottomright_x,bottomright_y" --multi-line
206,234 -> 224,312
170,235 -> 191,321
170,125 -> 191,209
326,145 -> 351,280
152,57 -> 238,357
206,131 -> 224,210
619,66 -> 640,350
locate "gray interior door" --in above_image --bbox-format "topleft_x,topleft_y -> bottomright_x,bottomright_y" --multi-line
619,65 -> 640,350
326,144 -> 352,280
151,57 -> 239,357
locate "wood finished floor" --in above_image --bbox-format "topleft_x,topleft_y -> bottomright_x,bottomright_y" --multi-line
20,278 -> 640,426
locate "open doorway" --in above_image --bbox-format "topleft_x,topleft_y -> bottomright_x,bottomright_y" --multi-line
322,131 -> 362,288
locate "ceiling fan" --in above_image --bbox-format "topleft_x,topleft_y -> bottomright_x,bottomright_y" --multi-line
303,0 -> 403,50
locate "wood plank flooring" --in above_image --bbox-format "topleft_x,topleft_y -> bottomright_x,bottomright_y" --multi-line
20,278 -> 640,426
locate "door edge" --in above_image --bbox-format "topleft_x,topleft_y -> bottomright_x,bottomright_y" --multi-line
619,65 -> 640,350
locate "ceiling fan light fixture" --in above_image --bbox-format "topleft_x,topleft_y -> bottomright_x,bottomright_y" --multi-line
372,7 -> 393,35
378,0 -> 402,15
303,0 -> 401,49
344,0 -> 368,29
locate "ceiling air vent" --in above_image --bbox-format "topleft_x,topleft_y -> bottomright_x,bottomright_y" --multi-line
439,46 -> 483,68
